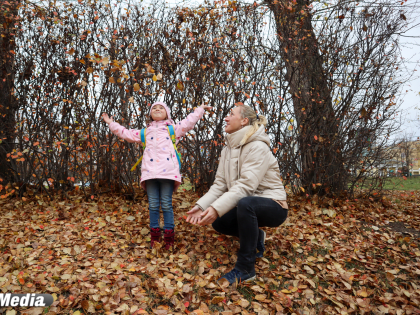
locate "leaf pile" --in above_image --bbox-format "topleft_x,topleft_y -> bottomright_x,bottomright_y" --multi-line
0,189 -> 419,315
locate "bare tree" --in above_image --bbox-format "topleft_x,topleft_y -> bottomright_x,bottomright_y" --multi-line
0,0 -> 20,186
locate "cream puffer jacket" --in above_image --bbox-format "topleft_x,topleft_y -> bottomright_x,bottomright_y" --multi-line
196,125 -> 287,217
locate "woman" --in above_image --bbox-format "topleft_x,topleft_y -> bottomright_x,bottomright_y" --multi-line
186,105 -> 288,284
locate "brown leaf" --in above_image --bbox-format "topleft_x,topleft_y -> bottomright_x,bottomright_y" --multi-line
211,296 -> 224,304
21,308 -> 44,315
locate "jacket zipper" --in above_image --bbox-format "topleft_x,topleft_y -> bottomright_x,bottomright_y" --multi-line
170,153 -> 176,169
153,124 -> 157,178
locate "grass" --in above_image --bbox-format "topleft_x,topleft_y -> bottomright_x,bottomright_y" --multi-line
351,176 -> 420,191
179,179 -> 194,192
381,176 -> 420,190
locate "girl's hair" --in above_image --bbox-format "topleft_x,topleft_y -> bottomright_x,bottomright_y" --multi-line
238,105 -> 268,145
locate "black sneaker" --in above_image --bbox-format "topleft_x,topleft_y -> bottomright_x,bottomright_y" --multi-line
256,229 -> 266,258
218,268 -> 256,285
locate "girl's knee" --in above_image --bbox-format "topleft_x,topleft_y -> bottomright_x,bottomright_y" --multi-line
161,202 -> 173,212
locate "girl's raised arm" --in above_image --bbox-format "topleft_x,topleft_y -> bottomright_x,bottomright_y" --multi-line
173,104 -> 212,140
102,113 -> 142,144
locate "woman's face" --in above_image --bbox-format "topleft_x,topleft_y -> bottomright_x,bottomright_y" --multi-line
150,105 -> 167,121
224,106 -> 248,134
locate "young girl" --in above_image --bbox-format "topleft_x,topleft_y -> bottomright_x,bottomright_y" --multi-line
102,101 -> 212,249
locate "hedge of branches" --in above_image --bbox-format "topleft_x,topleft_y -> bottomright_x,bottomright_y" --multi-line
0,0 -> 409,199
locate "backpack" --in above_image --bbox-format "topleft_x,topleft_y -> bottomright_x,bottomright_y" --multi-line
131,125 -> 182,171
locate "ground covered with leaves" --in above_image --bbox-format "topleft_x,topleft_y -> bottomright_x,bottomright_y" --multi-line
0,187 -> 420,315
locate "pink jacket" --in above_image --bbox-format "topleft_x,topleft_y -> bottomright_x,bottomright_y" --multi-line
108,102 -> 205,192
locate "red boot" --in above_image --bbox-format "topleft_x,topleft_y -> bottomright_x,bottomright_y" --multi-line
164,229 -> 175,250
150,227 -> 161,248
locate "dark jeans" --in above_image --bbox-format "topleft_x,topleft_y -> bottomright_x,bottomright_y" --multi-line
146,178 -> 175,230
212,196 -> 288,273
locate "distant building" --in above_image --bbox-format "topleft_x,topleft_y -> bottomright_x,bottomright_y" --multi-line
381,138 -> 420,176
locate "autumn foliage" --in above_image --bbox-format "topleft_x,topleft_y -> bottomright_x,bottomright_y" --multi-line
1,187 -> 420,314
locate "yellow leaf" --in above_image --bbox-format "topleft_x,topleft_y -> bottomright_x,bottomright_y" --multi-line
109,77 -> 115,84
152,75 -> 157,81
73,311 -> 81,315
255,294 -> 266,301
182,98 -> 186,104
133,83 -> 140,91
176,81 -> 184,91
357,289 -> 368,297
281,289 -> 291,294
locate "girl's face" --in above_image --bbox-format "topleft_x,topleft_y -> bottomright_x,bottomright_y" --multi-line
224,106 -> 249,134
150,105 -> 167,121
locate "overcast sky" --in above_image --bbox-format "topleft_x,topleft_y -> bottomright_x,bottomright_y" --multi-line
397,0 -> 420,140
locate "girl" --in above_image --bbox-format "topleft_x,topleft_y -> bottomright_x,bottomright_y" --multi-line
102,101 -> 212,249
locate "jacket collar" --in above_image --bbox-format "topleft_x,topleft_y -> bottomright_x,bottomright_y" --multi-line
149,120 -> 172,127
225,125 -> 252,148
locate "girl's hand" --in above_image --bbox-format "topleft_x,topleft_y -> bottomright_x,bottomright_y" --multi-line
198,206 -> 219,226
200,102 -> 213,111
101,113 -> 114,124
186,205 -> 203,225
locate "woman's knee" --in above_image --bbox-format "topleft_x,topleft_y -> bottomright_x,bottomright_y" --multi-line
237,196 -> 255,209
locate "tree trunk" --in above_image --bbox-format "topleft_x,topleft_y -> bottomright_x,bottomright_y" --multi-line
267,0 -> 346,195
0,0 -> 19,185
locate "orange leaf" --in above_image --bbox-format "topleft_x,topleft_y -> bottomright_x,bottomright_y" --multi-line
19,278 -> 25,285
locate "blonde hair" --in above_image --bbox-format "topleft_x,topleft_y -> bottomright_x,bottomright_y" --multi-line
238,105 -> 268,145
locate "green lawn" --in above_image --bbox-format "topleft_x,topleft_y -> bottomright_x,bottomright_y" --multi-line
381,176 -> 420,190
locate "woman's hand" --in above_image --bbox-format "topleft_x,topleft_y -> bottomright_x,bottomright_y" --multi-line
200,102 -> 213,111
186,206 -> 203,225
101,113 -> 114,124
198,206 -> 219,226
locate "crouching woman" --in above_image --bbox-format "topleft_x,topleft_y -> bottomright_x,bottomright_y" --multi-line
186,105 -> 289,284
